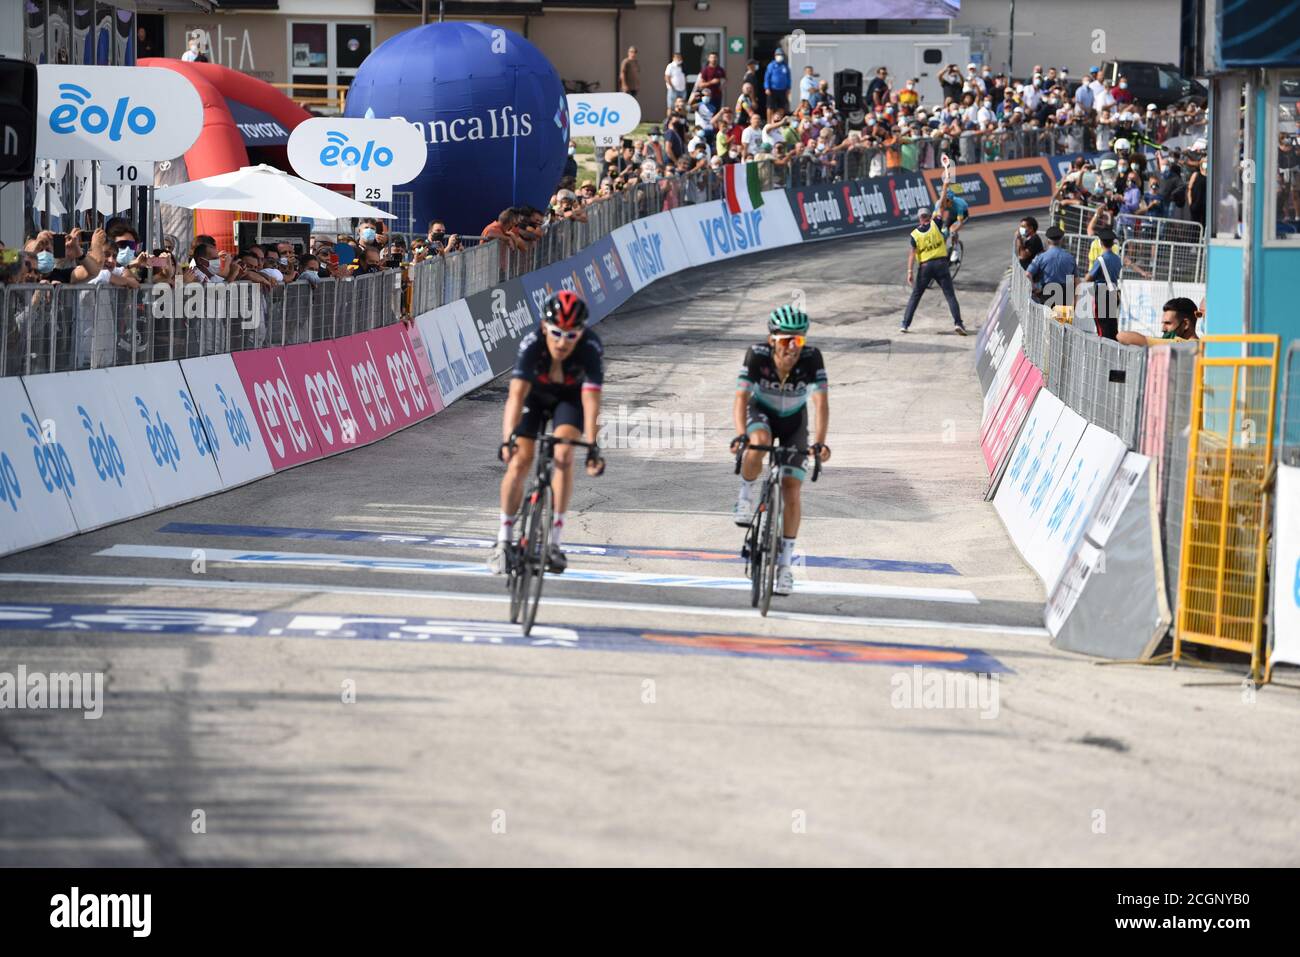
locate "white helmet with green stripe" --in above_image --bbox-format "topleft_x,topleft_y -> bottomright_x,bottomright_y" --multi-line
768,304 -> 810,335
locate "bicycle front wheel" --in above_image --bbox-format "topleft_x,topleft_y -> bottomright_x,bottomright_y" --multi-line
508,501 -> 530,624
520,484 -> 553,636
760,483 -> 782,617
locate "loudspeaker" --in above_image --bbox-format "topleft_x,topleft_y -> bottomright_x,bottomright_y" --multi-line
0,57 -> 37,183
834,69 -> 863,114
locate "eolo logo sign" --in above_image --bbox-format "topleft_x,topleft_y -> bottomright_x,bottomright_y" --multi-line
288,118 -> 427,185
36,65 -> 203,161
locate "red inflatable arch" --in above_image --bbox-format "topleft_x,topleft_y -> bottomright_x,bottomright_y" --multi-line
140,58 -> 314,251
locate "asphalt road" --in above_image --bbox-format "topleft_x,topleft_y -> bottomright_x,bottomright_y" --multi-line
2,211 -> 1297,866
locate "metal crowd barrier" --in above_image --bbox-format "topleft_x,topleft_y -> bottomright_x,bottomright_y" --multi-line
2,271 -> 404,376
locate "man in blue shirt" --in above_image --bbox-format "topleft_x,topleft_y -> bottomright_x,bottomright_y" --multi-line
1079,228 -> 1123,339
764,50 -> 792,121
1026,225 -> 1077,304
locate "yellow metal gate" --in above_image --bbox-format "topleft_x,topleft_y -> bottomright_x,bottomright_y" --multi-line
1173,335 -> 1280,680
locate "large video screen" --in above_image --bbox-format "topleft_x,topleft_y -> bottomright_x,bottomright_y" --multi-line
789,0 -> 960,18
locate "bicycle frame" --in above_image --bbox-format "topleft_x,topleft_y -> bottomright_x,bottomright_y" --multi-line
734,439 -> 821,615
505,430 -> 598,635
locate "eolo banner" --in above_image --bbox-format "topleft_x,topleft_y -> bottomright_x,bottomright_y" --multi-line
35,65 -> 203,161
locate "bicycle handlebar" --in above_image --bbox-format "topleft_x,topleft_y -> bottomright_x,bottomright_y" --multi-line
732,439 -> 821,482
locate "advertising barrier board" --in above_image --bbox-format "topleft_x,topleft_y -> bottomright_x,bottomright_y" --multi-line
21,370 -> 157,531
103,363 -> 224,509
465,279 -> 536,377
611,211 -> 690,292
521,236 -> 633,326
179,354 -> 276,488
980,350 -> 1044,476
230,347 -> 322,471
0,378 -> 80,556
786,172 -> 931,241
276,326 -> 439,457
921,157 -> 1056,216
416,300 -> 494,405
671,191 -> 802,268
1022,421 -> 1128,591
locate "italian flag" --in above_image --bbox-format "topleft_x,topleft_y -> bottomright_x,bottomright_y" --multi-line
724,161 -> 765,214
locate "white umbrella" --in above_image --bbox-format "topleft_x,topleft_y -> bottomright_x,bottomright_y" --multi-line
153,163 -> 394,220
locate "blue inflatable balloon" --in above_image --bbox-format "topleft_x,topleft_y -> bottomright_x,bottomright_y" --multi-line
345,22 -> 569,237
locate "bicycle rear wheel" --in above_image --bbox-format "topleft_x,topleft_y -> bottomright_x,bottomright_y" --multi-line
759,483 -> 782,617
520,484 -> 553,636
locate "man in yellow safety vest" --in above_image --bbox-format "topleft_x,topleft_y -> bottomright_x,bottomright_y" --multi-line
900,206 -> 966,334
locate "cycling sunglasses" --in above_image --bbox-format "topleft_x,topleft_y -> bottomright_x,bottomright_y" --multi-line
772,334 -> 806,349
115,239 -> 138,250
544,323 -> 582,342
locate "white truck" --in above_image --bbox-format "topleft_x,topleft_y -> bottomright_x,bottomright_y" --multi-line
781,34 -> 972,110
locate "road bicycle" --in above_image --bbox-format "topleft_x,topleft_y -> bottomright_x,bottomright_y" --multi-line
505,432 -> 599,636
734,439 -> 822,617
925,228 -> 963,289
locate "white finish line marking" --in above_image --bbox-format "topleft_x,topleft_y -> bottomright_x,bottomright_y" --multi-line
0,573 -> 1045,637
93,544 -> 979,604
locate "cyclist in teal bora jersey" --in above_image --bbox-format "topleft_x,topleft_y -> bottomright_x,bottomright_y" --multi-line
935,177 -> 970,253
729,304 -> 831,596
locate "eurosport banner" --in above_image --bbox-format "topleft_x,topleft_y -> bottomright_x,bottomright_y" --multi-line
20,369 -> 157,531
415,299 -> 494,405
274,325 -> 440,457
230,346 -> 322,471
991,163 -> 1054,204
465,278 -> 535,378
179,354 -> 276,488
611,211 -> 690,292
980,350 -> 1044,475
1022,421 -> 1128,592
1272,464 -> 1300,669
102,363 -> 225,509
670,190 -> 803,268
521,235 -> 633,326
921,157 -> 1056,216
0,377 -> 80,557
787,172 -> 931,241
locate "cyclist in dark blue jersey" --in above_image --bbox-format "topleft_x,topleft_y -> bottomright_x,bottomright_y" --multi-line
490,290 -> 605,575
729,304 -> 831,596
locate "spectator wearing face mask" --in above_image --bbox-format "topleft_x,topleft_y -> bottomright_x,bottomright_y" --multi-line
898,78 -> 920,110
1016,216 -> 1044,271
940,64 -> 963,104
763,50 -> 791,122
1117,297 -> 1201,346
1110,75 -> 1134,107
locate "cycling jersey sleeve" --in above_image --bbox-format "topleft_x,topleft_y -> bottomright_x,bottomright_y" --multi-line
736,346 -> 759,395
511,331 -> 545,382
579,336 -> 604,391
807,348 -> 829,393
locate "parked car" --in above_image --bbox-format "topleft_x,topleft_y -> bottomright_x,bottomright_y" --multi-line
1100,61 -> 1208,109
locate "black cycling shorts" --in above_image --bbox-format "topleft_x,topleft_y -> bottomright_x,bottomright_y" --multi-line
745,402 -> 809,480
515,391 -> 584,439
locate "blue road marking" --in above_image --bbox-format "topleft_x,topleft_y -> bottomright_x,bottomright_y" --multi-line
157,522 -> 960,575
0,601 -> 1010,671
